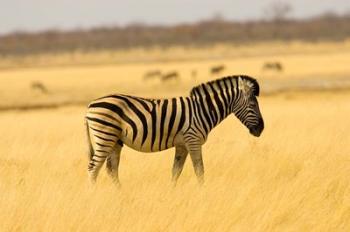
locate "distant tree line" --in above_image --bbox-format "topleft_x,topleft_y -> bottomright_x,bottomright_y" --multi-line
1,13 -> 350,56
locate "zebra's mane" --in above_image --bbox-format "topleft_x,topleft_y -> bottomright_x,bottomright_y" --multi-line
190,75 -> 260,97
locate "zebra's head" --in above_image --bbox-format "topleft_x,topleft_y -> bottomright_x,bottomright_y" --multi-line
233,76 -> 264,137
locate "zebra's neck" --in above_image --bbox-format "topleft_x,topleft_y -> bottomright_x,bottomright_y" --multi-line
190,81 -> 236,132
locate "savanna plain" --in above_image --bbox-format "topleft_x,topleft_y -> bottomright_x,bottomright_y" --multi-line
1,42 -> 350,231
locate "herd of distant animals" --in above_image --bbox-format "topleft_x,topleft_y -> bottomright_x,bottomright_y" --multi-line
28,61 -> 283,96
143,64 -> 228,82
143,70 -> 180,82
143,62 -> 283,83
85,75 -> 264,185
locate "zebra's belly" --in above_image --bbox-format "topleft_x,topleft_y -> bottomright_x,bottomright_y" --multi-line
120,133 -> 185,153
121,138 -> 174,153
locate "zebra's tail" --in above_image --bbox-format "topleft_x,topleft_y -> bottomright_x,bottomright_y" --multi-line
85,120 -> 94,162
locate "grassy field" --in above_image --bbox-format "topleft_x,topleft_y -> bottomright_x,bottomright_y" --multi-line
1,42 -> 350,231
0,91 -> 350,231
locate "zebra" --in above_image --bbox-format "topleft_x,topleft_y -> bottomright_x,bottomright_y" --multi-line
85,75 -> 264,185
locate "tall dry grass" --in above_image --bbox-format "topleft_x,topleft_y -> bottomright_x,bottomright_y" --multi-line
0,92 -> 349,231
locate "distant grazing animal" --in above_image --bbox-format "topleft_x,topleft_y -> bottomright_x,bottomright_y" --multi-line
85,75 -> 264,185
210,65 -> 226,75
31,81 -> 48,94
262,62 -> 283,72
161,71 -> 179,81
143,70 -> 162,80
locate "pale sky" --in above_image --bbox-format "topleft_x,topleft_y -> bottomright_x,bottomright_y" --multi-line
1,0 -> 350,35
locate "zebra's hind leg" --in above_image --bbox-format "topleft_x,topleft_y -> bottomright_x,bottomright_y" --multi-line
172,145 -> 188,185
88,143 -> 115,184
106,139 -> 123,186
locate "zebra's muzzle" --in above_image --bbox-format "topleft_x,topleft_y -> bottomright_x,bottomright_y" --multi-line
249,118 -> 264,137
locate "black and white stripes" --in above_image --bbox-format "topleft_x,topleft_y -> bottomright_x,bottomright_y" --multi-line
85,75 -> 264,184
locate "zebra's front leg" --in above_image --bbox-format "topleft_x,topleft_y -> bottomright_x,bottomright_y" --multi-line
106,140 -> 123,186
172,145 -> 188,185
188,146 -> 204,184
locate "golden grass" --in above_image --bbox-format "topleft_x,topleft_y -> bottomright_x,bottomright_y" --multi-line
0,91 -> 350,231
1,41 -> 350,231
